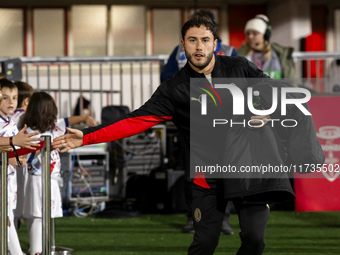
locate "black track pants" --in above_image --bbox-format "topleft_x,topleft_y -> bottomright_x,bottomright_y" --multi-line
188,184 -> 269,255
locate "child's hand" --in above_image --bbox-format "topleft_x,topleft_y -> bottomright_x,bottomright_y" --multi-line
19,155 -> 27,167
9,157 -> 19,166
0,145 -> 13,153
84,116 -> 96,127
14,124 -> 42,149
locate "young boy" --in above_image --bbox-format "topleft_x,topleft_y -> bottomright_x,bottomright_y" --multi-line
11,81 -> 34,128
0,78 -> 25,254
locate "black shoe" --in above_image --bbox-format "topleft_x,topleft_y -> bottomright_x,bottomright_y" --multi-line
182,219 -> 195,234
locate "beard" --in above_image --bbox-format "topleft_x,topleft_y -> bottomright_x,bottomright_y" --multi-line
185,50 -> 214,70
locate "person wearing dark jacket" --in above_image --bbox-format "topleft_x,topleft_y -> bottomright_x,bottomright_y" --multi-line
52,16 -> 323,255
161,9 -> 236,235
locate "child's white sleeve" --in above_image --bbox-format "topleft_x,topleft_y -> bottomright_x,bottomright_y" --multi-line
54,118 -> 68,137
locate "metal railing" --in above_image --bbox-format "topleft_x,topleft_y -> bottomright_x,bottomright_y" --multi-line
292,51 -> 340,94
41,136 -> 52,255
0,153 -> 8,254
0,137 -> 70,255
1,52 -> 340,121
0,55 -> 168,122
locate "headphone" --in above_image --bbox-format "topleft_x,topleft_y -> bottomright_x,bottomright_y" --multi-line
256,17 -> 271,41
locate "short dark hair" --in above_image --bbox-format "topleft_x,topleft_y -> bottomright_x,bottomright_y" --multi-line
14,81 -> 34,108
21,92 -> 58,133
192,10 -> 217,26
0,79 -> 16,91
73,96 -> 91,116
181,16 -> 218,41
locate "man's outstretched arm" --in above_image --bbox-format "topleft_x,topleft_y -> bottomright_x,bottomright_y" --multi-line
53,81 -> 174,153
52,127 -> 83,153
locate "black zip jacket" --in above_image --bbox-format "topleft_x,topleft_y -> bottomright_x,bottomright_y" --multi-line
82,55 -> 322,203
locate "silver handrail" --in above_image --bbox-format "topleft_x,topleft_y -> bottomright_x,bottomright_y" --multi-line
0,138 -> 63,255
292,51 -> 340,60
1,52 -> 339,120
0,153 -> 8,255
41,136 -> 51,255
0,55 -> 169,64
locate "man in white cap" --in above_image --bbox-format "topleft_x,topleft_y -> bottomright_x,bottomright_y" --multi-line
237,14 -> 295,79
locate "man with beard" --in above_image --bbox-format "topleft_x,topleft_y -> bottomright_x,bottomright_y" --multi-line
53,16 -> 296,255
161,10 -> 236,236
161,9 -> 237,83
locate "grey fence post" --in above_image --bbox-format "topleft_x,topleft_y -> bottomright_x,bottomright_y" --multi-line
0,153 -> 8,255
41,136 -> 51,255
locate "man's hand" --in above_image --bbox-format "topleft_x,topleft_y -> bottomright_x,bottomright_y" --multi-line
52,127 -> 84,153
13,124 -> 41,149
249,115 -> 271,128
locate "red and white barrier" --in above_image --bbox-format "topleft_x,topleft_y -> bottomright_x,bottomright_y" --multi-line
295,96 -> 340,211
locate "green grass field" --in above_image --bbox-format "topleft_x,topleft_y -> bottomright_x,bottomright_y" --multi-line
17,211 -> 340,255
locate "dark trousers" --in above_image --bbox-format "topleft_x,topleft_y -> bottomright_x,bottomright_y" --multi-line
188,184 -> 269,255
184,179 -> 233,220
